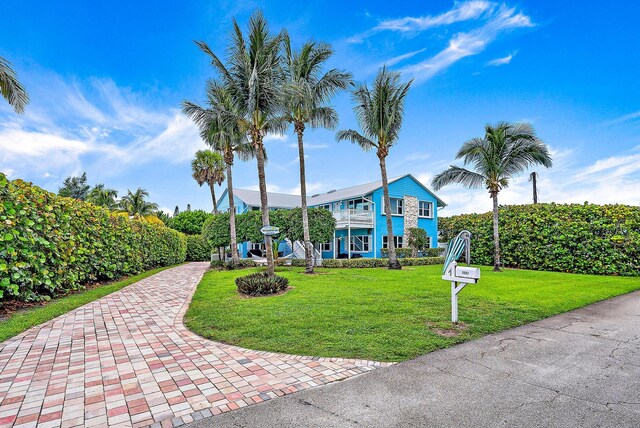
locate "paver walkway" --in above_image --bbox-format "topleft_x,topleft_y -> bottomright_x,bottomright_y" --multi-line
0,263 -> 388,428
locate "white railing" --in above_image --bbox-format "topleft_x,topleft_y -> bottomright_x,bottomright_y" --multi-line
333,209 -> 374,228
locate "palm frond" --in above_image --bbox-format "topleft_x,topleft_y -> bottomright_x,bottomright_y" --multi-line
335,129 -> 377,151
0,56 -> 29,113
431,166 -> 486,191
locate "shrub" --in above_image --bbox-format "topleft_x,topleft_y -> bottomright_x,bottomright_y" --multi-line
210,259 -> 257,269
167,210 -> 213,235
322,257 -> 444,268
235,272 -> 289,296
0,174 -> 187,302
439,203 -> 640,276
186,235 -> 211,261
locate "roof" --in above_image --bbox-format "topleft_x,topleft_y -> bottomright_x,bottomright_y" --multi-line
232,189 -> 300,208
219,174 -> 446,209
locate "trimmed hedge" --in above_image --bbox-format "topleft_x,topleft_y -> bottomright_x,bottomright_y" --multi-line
0,174 -> 187,302
322,257 -> 444,268
185,235 -> 212,261
380,248 -> 443,258
439,203 -> 640,276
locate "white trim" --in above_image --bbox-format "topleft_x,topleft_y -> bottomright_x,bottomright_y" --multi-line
349,235 -> 371,253
418,200 -> 434,218
382,235 -> 404,249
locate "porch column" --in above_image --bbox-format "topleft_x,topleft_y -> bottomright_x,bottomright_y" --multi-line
347,226 -> 351,259
333,230 -> 336,259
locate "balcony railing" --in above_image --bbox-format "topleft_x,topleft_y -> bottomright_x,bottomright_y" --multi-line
333,209 -> 374,228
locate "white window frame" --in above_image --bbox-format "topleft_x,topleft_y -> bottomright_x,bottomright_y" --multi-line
250,242 -> 265,251
319,242 -> 331,252
348,198 -> 370,211
319,204 -> 331,211
350,235 -> 371,252
382,235 -> 404,249
418,201 -> 433,218
388,197 -> 403,216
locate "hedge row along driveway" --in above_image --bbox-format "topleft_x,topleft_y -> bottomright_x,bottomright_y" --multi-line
439,203 -> 640,276
0,173 -> 187,302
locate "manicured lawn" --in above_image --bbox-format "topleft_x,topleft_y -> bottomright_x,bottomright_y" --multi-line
0,265 -> 176,343
185,266 -> 640,362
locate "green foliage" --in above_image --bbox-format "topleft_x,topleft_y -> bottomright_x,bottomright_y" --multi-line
58,172 -> 90,200
235,272 -> 289,296
439,203 -> 640,276
284,208 -> 336,243
321,257 -> 443,268
0,174 -> 187,302
407,228 -> 429,256
202,212 -> 231,249
186,235 -> 212,261
380,247 -> 443,258
168,210 -> 213,235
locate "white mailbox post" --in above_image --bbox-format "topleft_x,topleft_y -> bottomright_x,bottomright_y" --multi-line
441,231 -> 481,323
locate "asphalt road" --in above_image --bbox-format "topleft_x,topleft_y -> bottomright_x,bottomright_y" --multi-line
185,290 -> 640,428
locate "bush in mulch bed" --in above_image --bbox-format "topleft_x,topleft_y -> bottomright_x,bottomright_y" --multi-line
235,272 -> 289,296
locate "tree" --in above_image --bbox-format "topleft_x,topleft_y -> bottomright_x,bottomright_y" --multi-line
183,84 -> 255,265
406,227 -> 429,258
86,184 -> 118,209
0,56 -> 29,113
202,212 -> 231,250
529,172 -> 538,204
167,210 -> 213,235
192,150 -> 225,213
191,11 -> 284,276
281,34 -> 352,273
119,188 -> 159,217
336,67 -> 412,270
58,173 -> 90,200
431,122 -> 552,272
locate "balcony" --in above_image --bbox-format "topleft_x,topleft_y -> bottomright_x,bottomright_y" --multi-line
333,209 -> 374,229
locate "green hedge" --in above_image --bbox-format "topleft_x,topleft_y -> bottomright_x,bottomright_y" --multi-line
186,235 -> 212,261
380,248 -> 443,258
322,257 -> 444,268
0,174 -> 187,302
439,203 -> 640,276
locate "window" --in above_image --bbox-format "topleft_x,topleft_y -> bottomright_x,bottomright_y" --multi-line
389,198 -> 403,215
251,243 -> 265,251
319,204 -> 331,211
348,198 -> 370,210
319,242 -> 331,252
418,201 -> 433,218
350,235 -> 370,252
382,235 -> 404,249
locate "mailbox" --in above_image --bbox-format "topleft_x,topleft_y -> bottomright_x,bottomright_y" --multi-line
455,266 -> 480,281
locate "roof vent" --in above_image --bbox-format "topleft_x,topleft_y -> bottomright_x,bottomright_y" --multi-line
311,193 -> 320,198
327,189 -> 336,193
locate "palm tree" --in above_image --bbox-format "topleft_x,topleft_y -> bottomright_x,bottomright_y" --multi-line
529,171 -> 538,204
120,188 -> 159,217
281,34 -> 352,274
183,83 -> 255,264
0,56 -> 29,113
432,122 -> 552,272
87,184 -> 118,209
191,150 -> 225,214
336,67 -> 412,270
193,11 -> 284,276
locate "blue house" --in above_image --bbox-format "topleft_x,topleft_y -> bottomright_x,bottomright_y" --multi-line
217,174 -> 446,260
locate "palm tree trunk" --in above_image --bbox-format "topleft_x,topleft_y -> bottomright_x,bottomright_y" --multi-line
226,161 -> 239,264
255,138 -> 275,276
532,173 -> 538,204
209,182 -> 218,214
379,154 -> 401,270
296,126 -> 314,274
492,192 -> 502,272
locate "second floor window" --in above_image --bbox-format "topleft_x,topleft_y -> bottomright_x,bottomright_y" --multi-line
418,201 -> 433,218
389,198 -> 403,215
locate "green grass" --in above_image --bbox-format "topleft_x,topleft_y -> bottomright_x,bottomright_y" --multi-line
185,266 -> 640,362
0,265 -> 175,342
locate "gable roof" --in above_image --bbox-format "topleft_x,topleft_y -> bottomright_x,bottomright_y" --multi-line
218,174 -> 446,209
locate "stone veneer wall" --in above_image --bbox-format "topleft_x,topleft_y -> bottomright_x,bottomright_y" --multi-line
403,196 -> 418,238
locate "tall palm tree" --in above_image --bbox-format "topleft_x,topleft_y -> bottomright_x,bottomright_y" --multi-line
336,67 -> 412,270
184,83 -> 255,264
281,34 -> 352,274
191,150 -> 225,214
432,122 -> 552,272
0,56 -> 29,113
120,188 -> 159,217
193,11 -> 284,276
87,184 -> 118,209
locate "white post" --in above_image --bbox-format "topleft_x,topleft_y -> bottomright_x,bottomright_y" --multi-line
347,224 -> 351,259
333,230 -> 336,259
451,281 -> 458,323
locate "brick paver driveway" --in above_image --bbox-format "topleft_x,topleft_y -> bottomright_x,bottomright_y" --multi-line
0,263 -> 387,427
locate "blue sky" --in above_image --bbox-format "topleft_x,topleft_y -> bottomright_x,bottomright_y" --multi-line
1,0 -> 639,215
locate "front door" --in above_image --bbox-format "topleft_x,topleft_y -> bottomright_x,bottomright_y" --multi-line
335,237 -> 341,257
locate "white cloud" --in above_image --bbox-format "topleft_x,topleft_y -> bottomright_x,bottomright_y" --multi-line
0,72 -> 203,181
401,5 -> 533,82
487,52 -> 516,66
382,48 -> 427,67
264,133 -> 288,143
601,110 -> 640,127
288,142 -> 330,150
349,1 -> 494,43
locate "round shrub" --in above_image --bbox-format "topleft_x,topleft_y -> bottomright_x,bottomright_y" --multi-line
168,210 -> 213,235
235,272 -> 289,296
